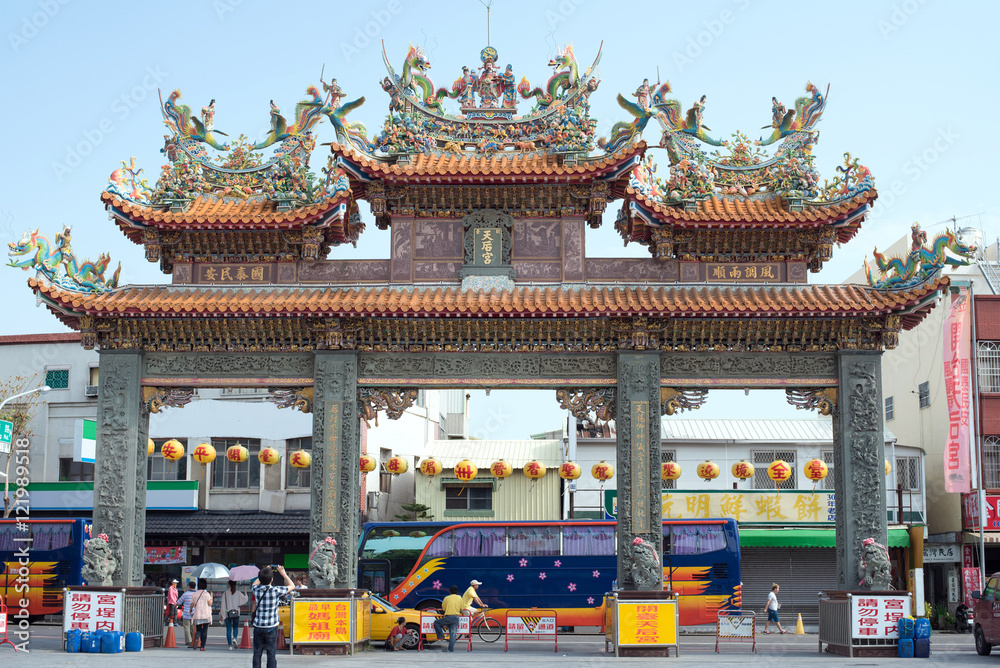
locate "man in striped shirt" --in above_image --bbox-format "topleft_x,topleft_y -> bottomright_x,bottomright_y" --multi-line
251,565 -> 293,668
177,581 -> 197,646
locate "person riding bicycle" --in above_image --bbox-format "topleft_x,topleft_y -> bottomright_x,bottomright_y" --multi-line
462,579 -> 486,615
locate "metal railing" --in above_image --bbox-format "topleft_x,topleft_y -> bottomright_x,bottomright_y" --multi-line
817,596 -> 850,655
123,588 -> 165,647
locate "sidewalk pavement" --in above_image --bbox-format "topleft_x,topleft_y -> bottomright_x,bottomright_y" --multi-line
1,623 -> 979,667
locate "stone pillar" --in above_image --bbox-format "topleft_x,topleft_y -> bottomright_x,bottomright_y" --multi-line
311,351 -> 360,588
92,350 -> 148,586
832,351 -> 889,590
615,351 -> 663,590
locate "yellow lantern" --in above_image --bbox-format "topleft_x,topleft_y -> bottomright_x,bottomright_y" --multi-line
490,459 -> 512,479
258,447 -> 281,466
191,442 -> 216,465
289,450 -> 312,469
662,461 -> 681,482
804,458 -> 828,483
386,455 -> 409,475
147,438 -> 155,456
767,460 -> 792,484
360,454 -> 377,473
523,460 -> 546,480
226,444 -> 249,464
419,458 -> 443,476
591,461 -> 614,481
731,460 -> 754,481
559,461 -> 582,480
161,439 -> 185,462
696,460 -> 719,482
454,459 -> 478,482
885,459 -> 892,476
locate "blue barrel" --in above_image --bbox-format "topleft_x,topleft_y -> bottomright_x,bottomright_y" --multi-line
914,636 -> 931,657
102,630 -> 124,653
914,617 -> 931,639
898,638 -> 914,658
898,616 -> 915,638
125,632 -> 143,652
84,633 -> 102,653
65,629 -> 82,653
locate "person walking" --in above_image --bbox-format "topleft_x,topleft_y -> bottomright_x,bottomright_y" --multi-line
433,585 -> 463,652
763,583 -> 789,634
191,578 -> 213,650
251,565 -> 294,668
220,579 -> 248,650
178,581 -> 196,646
165,579 -> 179,625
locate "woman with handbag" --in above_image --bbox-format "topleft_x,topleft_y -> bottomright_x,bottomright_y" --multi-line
191,578 -> 214,651
221,579 -> 249,650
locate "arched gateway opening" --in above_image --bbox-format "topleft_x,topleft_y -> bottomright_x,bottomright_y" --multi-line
15,40 -> 946,605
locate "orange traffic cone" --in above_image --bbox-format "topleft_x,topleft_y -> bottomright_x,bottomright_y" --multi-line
162,622 -> 178,648
239,620 -> 252,649
276,625 -> 288,651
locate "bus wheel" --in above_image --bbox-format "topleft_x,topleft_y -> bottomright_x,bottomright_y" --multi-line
403,623 -> 424,650
414,600 -> 442,611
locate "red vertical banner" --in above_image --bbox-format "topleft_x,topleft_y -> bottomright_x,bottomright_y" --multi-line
963,568 -> 982,608
944,288 -> 971,493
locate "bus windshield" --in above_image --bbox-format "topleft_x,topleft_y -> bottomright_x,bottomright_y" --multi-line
360,525 -> 438,585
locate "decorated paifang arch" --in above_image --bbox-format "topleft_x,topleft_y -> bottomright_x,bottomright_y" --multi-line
11,39 -> 970,594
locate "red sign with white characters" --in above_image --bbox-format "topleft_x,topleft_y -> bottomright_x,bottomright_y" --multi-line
962,493 -> 1000,530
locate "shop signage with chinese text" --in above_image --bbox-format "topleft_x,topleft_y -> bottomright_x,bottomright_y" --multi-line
605,489 -> 836,524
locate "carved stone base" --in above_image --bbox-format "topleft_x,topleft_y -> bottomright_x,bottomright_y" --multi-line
459,270 -> 516,291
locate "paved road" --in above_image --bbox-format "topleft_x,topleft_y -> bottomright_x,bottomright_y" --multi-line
1,624 -> 989,666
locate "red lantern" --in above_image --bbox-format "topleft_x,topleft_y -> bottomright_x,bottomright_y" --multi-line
258,447 -> 281,466
226,444 -> 249,464
767,460 -> 792,484
731,460 -> 754,481
559,461 -> 581,480
696,460 -> 719,482
661,461 -> 681,481
803,458 -> 828,483
591,461 -> 614,481
419,458 -> 443,476
161,439 -> 185,462
523,460 -> 546,480
490,460 -> 512,479
192,442 -> 216,465
386,455 -> 408,475
454,459 -> 478,482
290,450 -> 312,469
360,454 -> 377,472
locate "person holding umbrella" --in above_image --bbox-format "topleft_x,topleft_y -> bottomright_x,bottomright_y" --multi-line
221,579 -> 248,650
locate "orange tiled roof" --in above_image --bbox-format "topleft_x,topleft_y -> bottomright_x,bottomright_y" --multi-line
627,184 -> 877,227
331,141 -> 646,180
102,191 -> 352,235
29,276 -> 944,330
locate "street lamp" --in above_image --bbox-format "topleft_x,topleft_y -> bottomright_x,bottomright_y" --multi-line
0,384 -> 51,477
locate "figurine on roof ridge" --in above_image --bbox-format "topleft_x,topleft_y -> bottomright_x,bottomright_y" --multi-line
161,90 -> 230,151
7,226 -> 121,294
865,223 -> 976,290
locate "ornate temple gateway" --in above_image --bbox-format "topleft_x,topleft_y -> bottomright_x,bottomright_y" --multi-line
12,40 -> 963,604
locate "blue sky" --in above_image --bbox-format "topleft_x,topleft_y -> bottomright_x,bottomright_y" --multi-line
2,0 -> 997,435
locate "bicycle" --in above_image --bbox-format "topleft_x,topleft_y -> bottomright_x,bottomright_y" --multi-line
470,607 -> 503,643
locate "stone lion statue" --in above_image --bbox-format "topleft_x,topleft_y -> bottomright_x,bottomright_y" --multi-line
857,537 -> 892,590
309,536 -> 338,588
81,533 -> 116,586
630,536 -> 662,590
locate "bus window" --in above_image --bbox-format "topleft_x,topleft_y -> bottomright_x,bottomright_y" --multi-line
361,526 -> 437,584
453,527 -> 506,557
509,526 -> 559,556
663,524 -> 728,555
562,526 -> 614,556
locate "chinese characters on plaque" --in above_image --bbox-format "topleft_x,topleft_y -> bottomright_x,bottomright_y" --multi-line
196,263 -> 273,284
473,228 -> 502,266
705,263 -> 782,283
606,489 -> 837,524
850,595 -> 909,639
292,601 -> 351,644
616,601 -> 678,646
62,591 -> 123,632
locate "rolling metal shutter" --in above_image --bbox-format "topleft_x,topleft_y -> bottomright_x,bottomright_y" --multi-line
740,547 -> 838,626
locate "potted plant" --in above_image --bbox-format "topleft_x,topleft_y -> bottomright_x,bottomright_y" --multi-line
942,610 -> 956,631
931,602 -> 948,630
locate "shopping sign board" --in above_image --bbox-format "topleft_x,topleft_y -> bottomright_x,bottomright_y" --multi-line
605,488 -> 836,524
962,492 -> 1000,530
0,419 -> 12,454
62,590 -> 123,632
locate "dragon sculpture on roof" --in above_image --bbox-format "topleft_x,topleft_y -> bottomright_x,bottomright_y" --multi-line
7,226 -> 121,293
865,223 -> 977,290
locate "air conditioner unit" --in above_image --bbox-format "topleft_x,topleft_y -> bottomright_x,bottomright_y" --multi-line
85,385 -> 99,397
